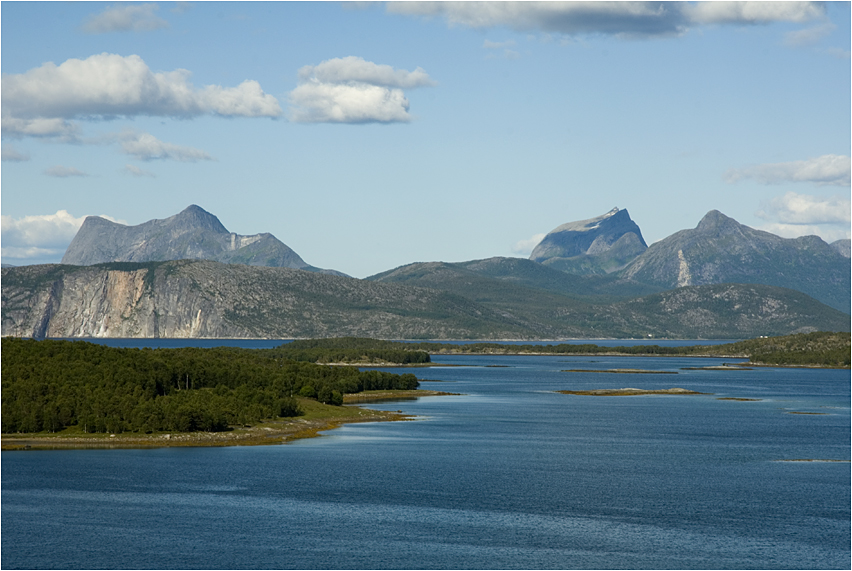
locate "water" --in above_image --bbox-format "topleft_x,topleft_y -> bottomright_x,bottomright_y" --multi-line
2,352 -> 849,569
48,337 -> 741,349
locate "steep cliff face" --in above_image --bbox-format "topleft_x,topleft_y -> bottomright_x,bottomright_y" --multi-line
61,205 -> 344,276
4,260 -> 848,340
1,263 -> 248,338
530,208 -> 647,275
620,210 -> 851,313
1,261 -> 532,339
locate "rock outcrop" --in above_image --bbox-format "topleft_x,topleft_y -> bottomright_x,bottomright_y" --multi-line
61,205 -> 344,275
4,260 -> 848,340
620,210 -> 851,313
530,208 -> 647,274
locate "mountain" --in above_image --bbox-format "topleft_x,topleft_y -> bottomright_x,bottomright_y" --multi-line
831,239 -> 851,258
369,257 -> 663,302
530,207 -> 647,275
3,261 -> 848,340
61,205 -> 344,275
620,210 -> 851,313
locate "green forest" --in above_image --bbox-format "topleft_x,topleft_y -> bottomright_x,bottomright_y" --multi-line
270,337 -> 431,364
1,338 -> 419,435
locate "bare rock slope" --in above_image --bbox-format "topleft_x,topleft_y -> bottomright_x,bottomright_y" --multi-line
61,205 -> 343,275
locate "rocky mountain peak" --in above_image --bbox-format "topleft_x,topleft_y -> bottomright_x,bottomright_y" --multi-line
169,204 -> 228,234
60,205 -> 344,275
529,207 -> 647,275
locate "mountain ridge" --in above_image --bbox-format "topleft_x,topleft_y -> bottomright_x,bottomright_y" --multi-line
61,205 -> 345,276
4,259 -> 845,340
619,210 -> 850,313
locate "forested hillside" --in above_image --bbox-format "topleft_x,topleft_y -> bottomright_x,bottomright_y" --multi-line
1,338 -> 419,435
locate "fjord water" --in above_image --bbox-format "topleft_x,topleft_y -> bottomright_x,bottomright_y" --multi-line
3,353 -> 849,569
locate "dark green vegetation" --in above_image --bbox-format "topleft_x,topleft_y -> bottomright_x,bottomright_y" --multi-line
1,338 -> 419,435
335,331 -> 849,368
273,337 -> 431,364
709,331 -> 851,367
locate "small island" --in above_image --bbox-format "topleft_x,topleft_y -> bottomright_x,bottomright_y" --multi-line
557,387 -> 709,396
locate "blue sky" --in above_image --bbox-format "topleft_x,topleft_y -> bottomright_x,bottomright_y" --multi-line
2,1 -> 850,277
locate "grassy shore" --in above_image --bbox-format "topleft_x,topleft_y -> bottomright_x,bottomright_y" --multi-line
1,390 -> 454,451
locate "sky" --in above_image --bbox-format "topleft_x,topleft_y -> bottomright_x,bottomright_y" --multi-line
2,1 -> 850,278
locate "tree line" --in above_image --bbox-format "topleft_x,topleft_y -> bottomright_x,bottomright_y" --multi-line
271,337 -> 431,364
1,338 -> 419,435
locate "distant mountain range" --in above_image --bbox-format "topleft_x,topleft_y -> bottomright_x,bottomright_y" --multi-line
531,208 -> 850,314
2,260 -> 847,340
61,205 -> 345,276
1,204 -> 848,339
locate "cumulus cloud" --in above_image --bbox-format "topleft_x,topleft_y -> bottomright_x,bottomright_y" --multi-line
81,3 -> 169,34
756,192 -> 851,225
2,53 -> 281,122
386,1 -> 824,38
289,56 -> 435,123
1,144 -> 30,162
44,166 -> 88,178
512,233 -> 546,255
683,2 -> 824,25
1,53 -> 281,146
1,117 -> 81,141
117,130 -> 213,162
724,155 -> 851,186
755,192 -> 851,242
298,56 -> 436,89
1,210 -> 127,264
123,164 -> 156,177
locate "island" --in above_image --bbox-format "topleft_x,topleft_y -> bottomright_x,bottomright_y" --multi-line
556,387 -> 708,396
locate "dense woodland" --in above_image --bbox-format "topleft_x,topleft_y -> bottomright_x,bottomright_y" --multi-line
1,338 -> 419,435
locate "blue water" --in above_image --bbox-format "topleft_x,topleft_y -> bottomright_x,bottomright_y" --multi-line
50,337 -> 741,349
2,353 -> 849,569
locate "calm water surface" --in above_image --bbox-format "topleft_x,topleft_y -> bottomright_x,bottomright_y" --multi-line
2,351 -> 849,569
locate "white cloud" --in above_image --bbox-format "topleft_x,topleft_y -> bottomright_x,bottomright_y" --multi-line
123,164 -> 156,177
118,130 -> 213,162
298,56 -> 436,89
81,3 -> 169,34
757,222 -> 850,242
289,56 -> 434,124
683,2 -> 824,25
784,22 -> 835,47
725,154 -> 851,186
1,53 -> 282,138
1,117 -> 81,141
755,192 -> 851,243
756,192 -> 851,225
1,210 -> 125,264
44,166 -> 88,178
512,233 -> 546,255
387,1 -> 824,38
1,144 -> 30,162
